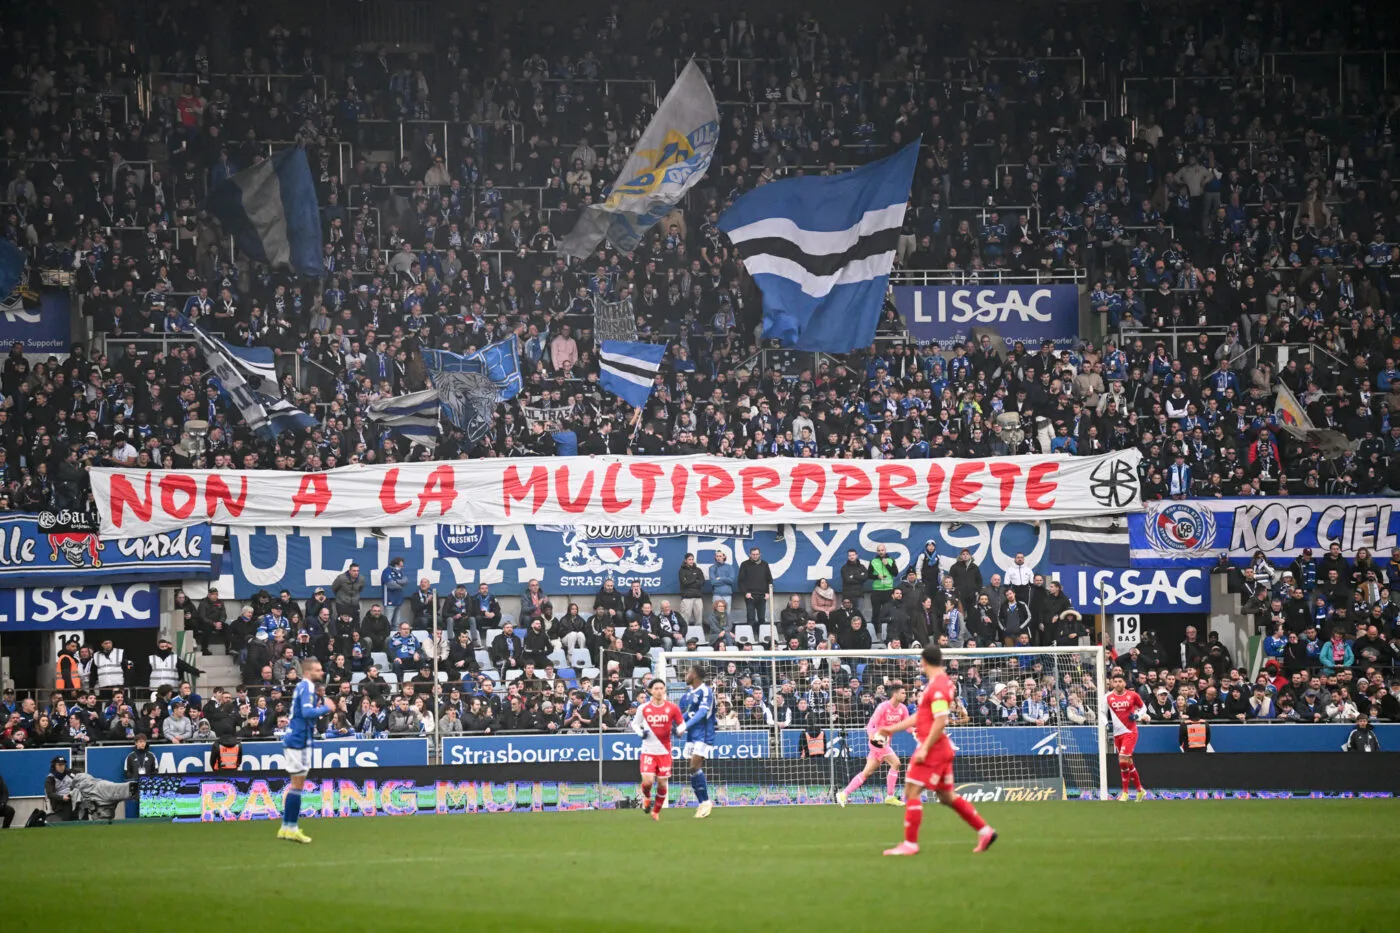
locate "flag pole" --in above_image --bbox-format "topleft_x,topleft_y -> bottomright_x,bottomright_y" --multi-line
627,404 -> 643,452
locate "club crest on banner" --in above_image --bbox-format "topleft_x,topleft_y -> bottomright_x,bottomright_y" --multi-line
556,529 -> 663,575
1144,502 -> 1217,556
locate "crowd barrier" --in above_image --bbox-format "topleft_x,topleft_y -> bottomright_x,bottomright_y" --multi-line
5,726 -> 1392,798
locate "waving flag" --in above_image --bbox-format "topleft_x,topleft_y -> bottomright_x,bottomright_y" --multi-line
719,141 -> 918,353
205,148 -> 323,278
418,335 -> 523,443
1273,383 -> 1313,432
194,327 -> 317,438
1049,516 -> 1130,567
367,389 -> 440,449
421,334 -> 522,400
559,60 -> 719,260
599,340 -> 666,409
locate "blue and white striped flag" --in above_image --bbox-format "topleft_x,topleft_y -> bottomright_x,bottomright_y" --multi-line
718,141 -> 918,353
599,340 -> 666,409
205,148 -> 323,279
194,326 -> 318,438
367,389 -> 441,449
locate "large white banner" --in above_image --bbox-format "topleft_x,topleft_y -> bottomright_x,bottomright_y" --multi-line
90,450 -> 1143,537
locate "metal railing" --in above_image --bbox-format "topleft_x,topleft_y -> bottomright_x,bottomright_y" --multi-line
891,268 -> 1087,286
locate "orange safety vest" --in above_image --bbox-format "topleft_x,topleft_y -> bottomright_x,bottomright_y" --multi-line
1185,721 -> 1208,749
213,743 -> 242,771
55,656 -> 81,691
803,731 -> 826,756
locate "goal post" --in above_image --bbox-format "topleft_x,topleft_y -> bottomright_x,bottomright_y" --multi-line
653,646 -> 1109,805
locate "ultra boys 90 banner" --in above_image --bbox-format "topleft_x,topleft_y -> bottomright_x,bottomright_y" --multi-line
91,450 -> 1143,537
223,520 -> 1046,598
1131,498 -> 1400,567
0,512 -> 213,586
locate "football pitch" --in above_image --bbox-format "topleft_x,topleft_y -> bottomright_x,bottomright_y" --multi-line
3,801 -> 1394,932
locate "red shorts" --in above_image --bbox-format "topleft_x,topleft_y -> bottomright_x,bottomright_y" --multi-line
640,753 -> 672,778
1113,732 -> 1138,757
907,748 -> 955,791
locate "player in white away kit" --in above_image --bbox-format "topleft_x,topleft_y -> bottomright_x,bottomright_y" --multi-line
1105,673 -> 1148,801
633,678 -> 684,820
837,682 -> 910,807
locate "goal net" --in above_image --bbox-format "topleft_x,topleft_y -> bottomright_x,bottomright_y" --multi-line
652,647 -> 1108,806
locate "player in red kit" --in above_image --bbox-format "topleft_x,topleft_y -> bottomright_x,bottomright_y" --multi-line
1105,673 -> 1147,800
876,646 -> 997,856
632,678 -> 685,820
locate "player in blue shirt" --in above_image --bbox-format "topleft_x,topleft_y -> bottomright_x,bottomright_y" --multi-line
278,658 -> 333,844
681,665 -> 717,819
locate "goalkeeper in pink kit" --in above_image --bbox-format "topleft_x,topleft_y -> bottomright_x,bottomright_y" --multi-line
837,683 -> 910,807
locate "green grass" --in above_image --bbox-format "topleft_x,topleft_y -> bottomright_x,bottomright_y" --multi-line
3,802 -> 1396,932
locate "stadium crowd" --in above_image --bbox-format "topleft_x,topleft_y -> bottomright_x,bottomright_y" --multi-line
2,0 -> 1400,744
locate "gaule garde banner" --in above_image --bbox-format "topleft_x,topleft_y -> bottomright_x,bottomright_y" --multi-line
90,451 -> 1144,536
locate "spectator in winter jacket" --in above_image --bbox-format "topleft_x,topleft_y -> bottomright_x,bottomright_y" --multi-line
1320,630 -> 1355,673
915,540 -> 941,592
737,547 -> 774,625
468,583 -> 501,641
382,557 -> 408,624
677,553 -> 707,631
489,622 -> 524,674
445,631 -> 480,682
520,579 -> 549,621
359,604 -> 391,651
949,548 -> 984,610
388,622 -> 423,676
592,579 -> 625,625
196,590 -> 229,654
876,588 -> 909,643
998,589 -> 1032,643
162,702 -> 196,742
407,579 -> 436,625
332,564 -> 366,618
706,598 -> 735,645
837,616 -> 873,650
868,545 -> 898,621
779,595 -> 809,643
385,696 -> 421,735
707,550 -> 737,603
440,585 -> 472,640
1342,715 -> 1381,751
123,733 -> 158,778
839,549 -> 869,609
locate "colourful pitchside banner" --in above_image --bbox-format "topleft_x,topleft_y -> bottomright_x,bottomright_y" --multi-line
90,451 -> 1143,536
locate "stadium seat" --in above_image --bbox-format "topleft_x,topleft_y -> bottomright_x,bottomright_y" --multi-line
581,667 -> 600,680
381,672 -> 399,684
504,669 -> 523,681
484,628 -> 502,646
685,626 -> 705,643
371,652 -> 390,670
548,649 -> 567,666
481,670 -> 500,682
351,672 -> 366,684
413,629 -> 432,649
734,624 -> 756,644
758,625 -> 773,644
436,671 -> 448,682
475,650 -> 493,669
569,648 -> 593,667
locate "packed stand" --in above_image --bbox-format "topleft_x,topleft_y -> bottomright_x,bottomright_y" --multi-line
6,533 -> 1396,754
2,1 -> 1400,738
0,3 -> 1395,514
